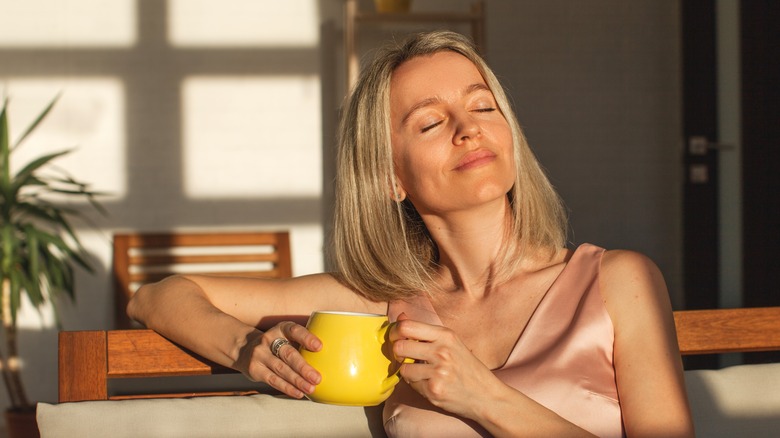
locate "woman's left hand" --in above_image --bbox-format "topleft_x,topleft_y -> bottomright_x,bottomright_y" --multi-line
389,313 -> 500,420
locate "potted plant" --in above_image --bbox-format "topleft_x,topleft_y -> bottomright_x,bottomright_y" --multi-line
0,96 -> 104,437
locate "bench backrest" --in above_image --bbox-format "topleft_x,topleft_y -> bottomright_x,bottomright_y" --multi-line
58,306 -> 780,403
113,231 -> 292,328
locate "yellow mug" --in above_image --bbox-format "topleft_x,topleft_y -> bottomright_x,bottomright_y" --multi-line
299,311 -> 403,406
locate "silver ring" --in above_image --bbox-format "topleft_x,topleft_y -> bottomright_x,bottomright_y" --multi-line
270,338 -> 291,358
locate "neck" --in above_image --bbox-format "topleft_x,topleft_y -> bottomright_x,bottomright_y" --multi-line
420,198 -> 511,298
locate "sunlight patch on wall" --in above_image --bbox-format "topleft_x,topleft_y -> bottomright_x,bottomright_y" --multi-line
168,0 -> 318,47
288,224 -> 325,275
0,0 -> 136,47
182,75 -> 321,198
0,79 -> 127,199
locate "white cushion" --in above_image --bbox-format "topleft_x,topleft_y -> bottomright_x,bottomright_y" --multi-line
37,394 -> 385,438
684,362 -> 780,438
38,363 -> 780,437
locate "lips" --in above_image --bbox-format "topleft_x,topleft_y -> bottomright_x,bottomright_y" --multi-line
453,149 -> 496,171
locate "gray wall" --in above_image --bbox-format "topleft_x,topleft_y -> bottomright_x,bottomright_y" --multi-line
487,1 -> 683,301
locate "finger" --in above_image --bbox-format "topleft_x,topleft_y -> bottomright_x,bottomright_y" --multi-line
388,317 -> 418,342
264,348 -> 321,396
260,359 -> 311,399
256,325 -> 321,395
275,340 -> 322,386
390,318 -> 440,343
388,313 -> 412,341
393,337 -> 433,364
399,361 -> 432,386
282,322 -> 322,352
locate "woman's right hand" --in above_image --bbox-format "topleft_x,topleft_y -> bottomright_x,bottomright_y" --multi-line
235,321 -> 323,399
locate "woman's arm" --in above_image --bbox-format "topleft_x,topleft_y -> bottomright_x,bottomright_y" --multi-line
601,250 -> 695,437
127,273 -> 384,398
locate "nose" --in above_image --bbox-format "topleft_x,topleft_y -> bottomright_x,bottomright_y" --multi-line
453,112 -> 481,146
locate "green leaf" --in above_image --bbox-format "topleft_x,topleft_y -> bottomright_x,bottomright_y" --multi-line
15,175 -> 47,188
49,210 -> 89,258
43,253 -> 64,293
87,194 -> 109,217
8,173 -> 48,204
1,99 -> 9,155
35,229 -> 91,274
26,225 -> 42,301
51,303 -> 63,329
13,201 -> 63,227
21,265 -> 44,308
52,256 -> 75,297
11,94 -> 60,151
12,150 -> 71,187
1,99 -> 11,197
1,224 -> 17,273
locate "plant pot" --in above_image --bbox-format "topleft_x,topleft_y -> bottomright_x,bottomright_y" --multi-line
4,407 -> 40,438
374,0 -> 412,13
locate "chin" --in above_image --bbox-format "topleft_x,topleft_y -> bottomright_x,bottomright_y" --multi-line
473,179 -> 514,201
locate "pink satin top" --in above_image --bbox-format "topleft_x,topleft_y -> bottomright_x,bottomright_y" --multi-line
384,243 -> 623,437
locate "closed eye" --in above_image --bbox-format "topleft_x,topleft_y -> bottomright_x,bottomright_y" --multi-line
474,107 -> 496,113
421,121 -> 443,133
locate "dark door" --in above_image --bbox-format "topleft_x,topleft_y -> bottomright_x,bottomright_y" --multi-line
682,1 -> 780,366
740,1 -> 780,364
681,0 -> 720,370
681,0 -> 719,314
740,2 -> 780,310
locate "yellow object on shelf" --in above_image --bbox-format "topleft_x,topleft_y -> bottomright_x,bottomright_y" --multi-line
374,0 -> 412,13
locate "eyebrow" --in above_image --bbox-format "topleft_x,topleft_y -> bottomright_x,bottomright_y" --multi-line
400,82 -> 492,127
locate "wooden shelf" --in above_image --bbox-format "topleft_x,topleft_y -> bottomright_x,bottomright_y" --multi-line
354,11 -> 482,23
344,0 -> 485,90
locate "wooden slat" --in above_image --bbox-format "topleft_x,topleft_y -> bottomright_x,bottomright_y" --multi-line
107,330 -> 235,378
128,253 -> 279,265
125,232 -> 286,248
675,307 -> 780,355
59,331 -> 108,402
274,233 -> 293,277
128,270 -> 282,283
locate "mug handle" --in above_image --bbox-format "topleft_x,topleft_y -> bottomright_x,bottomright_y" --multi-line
380,321 -> 418,363
379,322 -> 415,393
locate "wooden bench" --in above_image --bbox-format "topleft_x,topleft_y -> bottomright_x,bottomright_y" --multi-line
58,306 -> 780,403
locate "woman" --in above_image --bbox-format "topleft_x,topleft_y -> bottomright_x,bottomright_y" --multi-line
129,31 -> 693,437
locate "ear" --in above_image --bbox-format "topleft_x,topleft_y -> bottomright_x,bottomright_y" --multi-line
389,178 -> 407,202
394,186 -> 407,202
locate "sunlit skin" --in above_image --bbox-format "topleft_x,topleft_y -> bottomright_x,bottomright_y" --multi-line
390,51 -> 516,222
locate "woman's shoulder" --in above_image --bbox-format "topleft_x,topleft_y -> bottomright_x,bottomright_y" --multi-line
597,248 -> 672,330
545,244 -> 663,291
599,248 -> 664,288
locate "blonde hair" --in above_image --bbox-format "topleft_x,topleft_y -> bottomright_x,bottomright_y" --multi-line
330,31 -> 567,301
